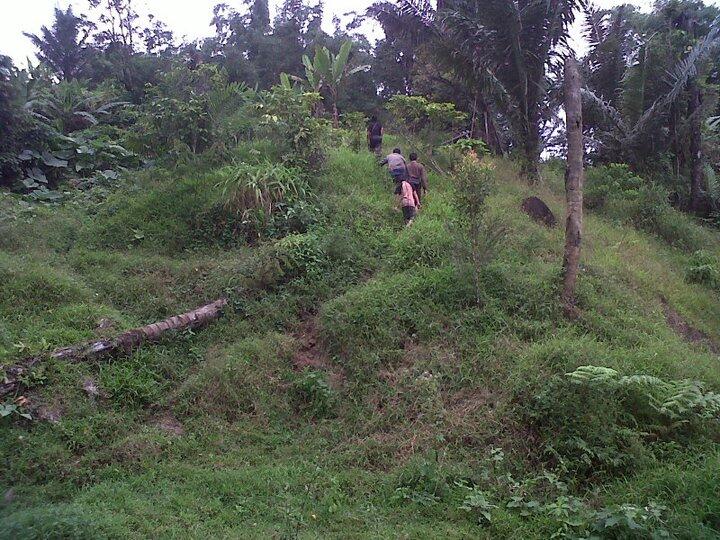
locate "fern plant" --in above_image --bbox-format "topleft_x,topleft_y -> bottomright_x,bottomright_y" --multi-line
567,366 -> 720,423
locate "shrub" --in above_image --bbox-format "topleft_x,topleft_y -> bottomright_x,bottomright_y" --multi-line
127,64 -> 253,158
528,365 -> 720,479
686,250 -> 720,289
217,161 -> 309,241
386,95 -> 466,136
340,111 -> 368,152
606,184 -> 705,251
529,375 -> 649,479
255,83 -> 330,170
585,164 -> 644,209
272,232 -> 327,281
292,369 -> 335,418
567,365 -> 720,424
450,156 -> 507,305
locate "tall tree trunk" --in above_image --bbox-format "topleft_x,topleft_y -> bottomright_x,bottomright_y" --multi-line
562,56 -> 584,314
521,113 -> 541,183
689,82 -> 705,213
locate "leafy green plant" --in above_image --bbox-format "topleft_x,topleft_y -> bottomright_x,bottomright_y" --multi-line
26,79 -> 129,135
449,138 -> 489,156
450,156 -> 507,305
392,456 -> 448,508
0,401 -> 33,420
340,111 -> 368,151
686,250 -> 719,289
255,81 -> 331,170
292,368 -> 334,418
297,41 -> 369,127
386,95 -> 467,137
590,502 -> 669,538
128,64 -> 253,159
585,163 -> 645,209
459,485 -> 497,524
273,232 -> 326,281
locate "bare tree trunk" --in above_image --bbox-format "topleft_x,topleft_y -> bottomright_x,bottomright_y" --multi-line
562,56 -> 584,315
332,102 -> 340,129
0,298 -> 228,399
521,106 -> 541,183
689,82 -> 705,213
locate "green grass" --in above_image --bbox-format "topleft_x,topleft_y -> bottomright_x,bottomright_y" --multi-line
1,144 -> 719,538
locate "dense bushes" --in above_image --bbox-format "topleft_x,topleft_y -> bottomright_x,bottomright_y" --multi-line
586,164 -> 708,251
686,250 -> 720,289
127,64 -> 255,159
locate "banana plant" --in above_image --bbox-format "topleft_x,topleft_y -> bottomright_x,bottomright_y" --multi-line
299,41 -> 369,127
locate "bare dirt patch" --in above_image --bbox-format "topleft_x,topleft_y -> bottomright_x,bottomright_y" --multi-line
292,316 -> 345,389
150,412 -> 185,436
661,297 -> 719,354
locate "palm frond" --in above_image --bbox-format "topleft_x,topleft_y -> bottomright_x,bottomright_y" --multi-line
628,16 -> 720,142
582,2 -> 607,49
581,87 -> 630,135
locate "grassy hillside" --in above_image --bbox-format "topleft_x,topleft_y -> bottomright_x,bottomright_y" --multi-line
1,143 -> 719,538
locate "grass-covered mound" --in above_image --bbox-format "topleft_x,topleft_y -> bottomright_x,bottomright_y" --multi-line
1,144 -> 719,538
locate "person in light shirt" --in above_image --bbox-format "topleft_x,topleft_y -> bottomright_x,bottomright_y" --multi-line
396,176 -> 420,226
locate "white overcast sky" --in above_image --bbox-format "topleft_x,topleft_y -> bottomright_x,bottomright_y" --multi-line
2,0 -> 718,67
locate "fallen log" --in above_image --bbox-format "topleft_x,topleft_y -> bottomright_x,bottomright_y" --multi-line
0,297 -> 228,399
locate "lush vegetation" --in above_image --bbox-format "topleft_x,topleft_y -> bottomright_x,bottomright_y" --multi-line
1,0 -> 720,538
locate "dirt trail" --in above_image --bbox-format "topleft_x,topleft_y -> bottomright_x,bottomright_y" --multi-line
661,297 -> 719,354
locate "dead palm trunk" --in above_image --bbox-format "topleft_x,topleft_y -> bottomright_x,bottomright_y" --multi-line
562,56 -> 584,314
0,298 -> 228,399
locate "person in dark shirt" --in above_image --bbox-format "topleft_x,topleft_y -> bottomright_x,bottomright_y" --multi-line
406,153 -> 428,203
367,115 -> 383,156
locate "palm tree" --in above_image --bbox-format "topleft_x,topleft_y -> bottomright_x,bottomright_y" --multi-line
397,0 -> 581,182
24,7 -> 94,81
299,41 -> 369,127
582,7 -> 720,210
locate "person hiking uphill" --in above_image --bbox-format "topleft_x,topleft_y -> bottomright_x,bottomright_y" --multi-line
406,152 -> 428,204
397,176 -> 420,226
380,148 -> 409,183
367,115 -> 383,156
